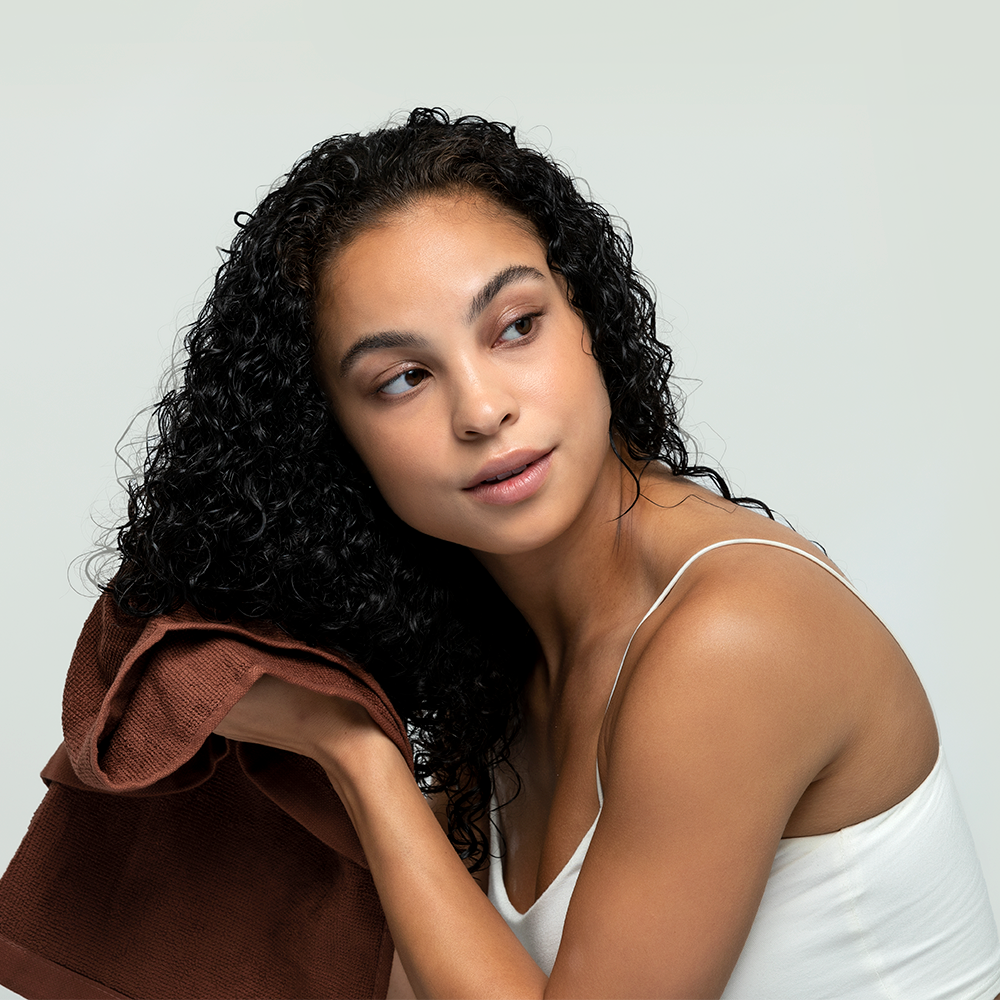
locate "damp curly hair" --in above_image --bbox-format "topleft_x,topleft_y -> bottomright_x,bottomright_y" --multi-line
109,107 -> 770,869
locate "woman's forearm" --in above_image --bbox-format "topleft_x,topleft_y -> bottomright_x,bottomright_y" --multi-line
317,731 -> 548,1000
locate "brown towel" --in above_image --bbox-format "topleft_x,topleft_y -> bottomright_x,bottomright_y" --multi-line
0,593 -> 410,999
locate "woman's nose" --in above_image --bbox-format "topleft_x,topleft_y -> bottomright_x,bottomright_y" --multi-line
451,366 -> 519,439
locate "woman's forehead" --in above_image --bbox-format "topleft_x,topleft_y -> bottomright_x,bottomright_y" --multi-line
316,193 -> 551,329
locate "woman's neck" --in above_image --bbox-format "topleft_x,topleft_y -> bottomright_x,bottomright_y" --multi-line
474,452 -> 684,690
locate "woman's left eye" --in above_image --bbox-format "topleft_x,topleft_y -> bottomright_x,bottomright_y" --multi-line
379,368 -> 428,395
497,315 -> 535,343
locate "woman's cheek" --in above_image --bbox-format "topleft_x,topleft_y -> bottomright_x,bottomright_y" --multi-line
367,437 -> 449,530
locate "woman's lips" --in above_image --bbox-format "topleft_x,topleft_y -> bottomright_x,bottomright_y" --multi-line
463,451 -> 553,506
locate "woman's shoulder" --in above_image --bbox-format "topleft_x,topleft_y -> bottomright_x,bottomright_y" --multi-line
606,480 -> 938,836
634,477 -> 863,637
616,519 -> 868,756
628,490 -> 892,716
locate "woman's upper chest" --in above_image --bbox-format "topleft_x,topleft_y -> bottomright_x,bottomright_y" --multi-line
496,659 -> 619,914
493,560 -> 686,914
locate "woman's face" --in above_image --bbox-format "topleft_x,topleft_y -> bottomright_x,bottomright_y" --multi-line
313,192 -> 613,556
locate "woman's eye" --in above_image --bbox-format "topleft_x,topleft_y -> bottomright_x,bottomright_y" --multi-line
497,315 -> 535,342
379,368 -> 428,395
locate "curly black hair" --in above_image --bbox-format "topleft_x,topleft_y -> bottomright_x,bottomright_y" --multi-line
108,107 -> 769,868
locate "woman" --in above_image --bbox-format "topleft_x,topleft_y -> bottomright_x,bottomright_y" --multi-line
121,109 -> 999,996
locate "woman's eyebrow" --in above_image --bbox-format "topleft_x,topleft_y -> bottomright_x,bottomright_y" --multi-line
338,266 -> 545,377
339,331 -> 429,377
465,265 -> 546,324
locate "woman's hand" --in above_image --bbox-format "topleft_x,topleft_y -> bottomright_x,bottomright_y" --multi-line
214,674 -> 382,768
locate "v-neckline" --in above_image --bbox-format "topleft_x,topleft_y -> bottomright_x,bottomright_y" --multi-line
492,794 -> 603,918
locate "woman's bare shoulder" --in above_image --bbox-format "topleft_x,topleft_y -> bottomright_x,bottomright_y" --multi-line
611,535 -> 865,773
605,500 -> 938,836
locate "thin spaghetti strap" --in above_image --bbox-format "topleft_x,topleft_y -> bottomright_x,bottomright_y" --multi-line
602,537 -> 861,717
594,537 -> 866,805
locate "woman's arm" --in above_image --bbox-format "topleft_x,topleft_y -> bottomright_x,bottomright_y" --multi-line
216,555 -> 889,998
215,676 -> 547,999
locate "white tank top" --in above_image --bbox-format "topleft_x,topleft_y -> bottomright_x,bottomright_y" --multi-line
487,538 -> 1000,998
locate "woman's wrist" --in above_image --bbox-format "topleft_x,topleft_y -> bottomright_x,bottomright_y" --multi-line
311,713 -> 409,809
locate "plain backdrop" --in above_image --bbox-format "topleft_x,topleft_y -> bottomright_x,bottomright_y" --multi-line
1,0 -> 997,990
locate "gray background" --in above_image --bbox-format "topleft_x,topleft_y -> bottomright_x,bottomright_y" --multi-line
2,0 -> 997,986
